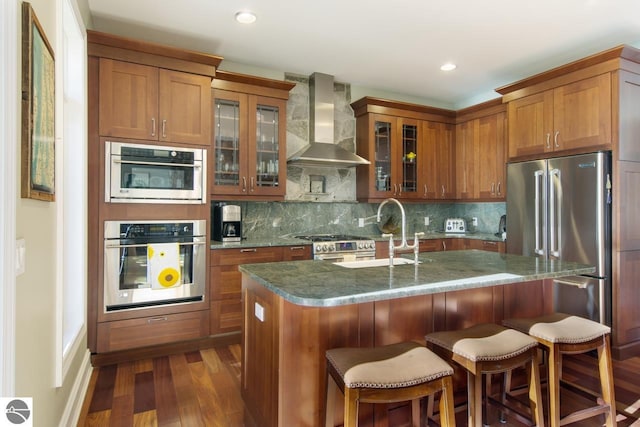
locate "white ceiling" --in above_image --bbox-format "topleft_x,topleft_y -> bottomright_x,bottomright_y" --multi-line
87,0 -> 640,109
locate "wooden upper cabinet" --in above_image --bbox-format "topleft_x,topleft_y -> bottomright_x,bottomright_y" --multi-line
505,73 -> 612,160
423,121 -> 455,200
456,100 -> 506,201
99,58 -> 211,145
211,71 -> 295,200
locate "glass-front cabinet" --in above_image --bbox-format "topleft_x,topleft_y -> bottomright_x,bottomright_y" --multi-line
358,113 -> 421,200
211,71 -> 294,199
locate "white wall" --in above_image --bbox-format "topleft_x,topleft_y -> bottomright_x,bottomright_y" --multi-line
13,0 -> 92,424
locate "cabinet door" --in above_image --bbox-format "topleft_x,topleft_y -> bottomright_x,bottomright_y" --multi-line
212,90 -> 248,195
158,69 -> 211,145
99,59 -> 158,139
397,118 -> 420,199
370,115 -> 395,197
423,122 -> 455,200
477,113 -> 506,199
455,120 -> 477,199
553,73 -> 611,152
248,96 -> 287,197
507,90 -> 554,159
281,245 -> 312,261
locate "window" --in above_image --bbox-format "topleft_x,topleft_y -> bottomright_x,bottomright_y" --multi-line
55,0 -> 87,386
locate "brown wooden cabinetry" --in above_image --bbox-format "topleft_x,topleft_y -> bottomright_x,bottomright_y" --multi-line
211,71 -> 295,200
502,73 -> 612,160
210,245 -> 311,335
456,99 -> 507,200
352,97 -> 456,202
98,58 -> 212,145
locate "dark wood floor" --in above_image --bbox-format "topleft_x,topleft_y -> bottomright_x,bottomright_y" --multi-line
78,343 -> 640,426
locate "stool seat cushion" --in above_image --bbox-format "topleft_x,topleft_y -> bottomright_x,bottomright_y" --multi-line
326,342 -> 453,389
503,313 -> 611,344
426,323 -> 538,362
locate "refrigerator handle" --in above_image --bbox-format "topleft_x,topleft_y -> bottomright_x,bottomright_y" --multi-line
534,170 -> 545,255
549,168 -> 561,258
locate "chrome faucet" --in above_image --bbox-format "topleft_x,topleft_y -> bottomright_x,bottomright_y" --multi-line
376,198 -> 424,267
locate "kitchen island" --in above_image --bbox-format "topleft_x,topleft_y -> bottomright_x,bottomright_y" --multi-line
239,250 -> 594,427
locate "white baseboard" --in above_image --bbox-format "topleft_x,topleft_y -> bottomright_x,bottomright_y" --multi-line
59,349 -> 93,427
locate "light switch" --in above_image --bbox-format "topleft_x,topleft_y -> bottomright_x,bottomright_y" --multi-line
16,238 -> 25,276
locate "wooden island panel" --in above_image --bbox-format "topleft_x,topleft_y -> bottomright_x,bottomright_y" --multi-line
242,275 -> 550,427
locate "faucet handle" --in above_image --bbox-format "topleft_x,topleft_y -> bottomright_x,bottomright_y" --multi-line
414,232 -> 425,238
381,233 -> 394,239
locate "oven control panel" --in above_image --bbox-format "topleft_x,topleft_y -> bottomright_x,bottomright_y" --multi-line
314,240 -> 376,253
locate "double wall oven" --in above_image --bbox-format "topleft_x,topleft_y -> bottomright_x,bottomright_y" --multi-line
103,219 -> 207,312
295,234 -> 376,261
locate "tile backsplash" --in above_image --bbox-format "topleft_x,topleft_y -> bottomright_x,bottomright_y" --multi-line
213,201 -> 506,239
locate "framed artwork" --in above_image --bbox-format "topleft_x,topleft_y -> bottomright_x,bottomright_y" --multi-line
21,2 -> 55,201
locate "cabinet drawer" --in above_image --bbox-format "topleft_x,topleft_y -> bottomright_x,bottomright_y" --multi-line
210,246 -> 284,266
96,310 -> 209,353
281,245 -> 312,261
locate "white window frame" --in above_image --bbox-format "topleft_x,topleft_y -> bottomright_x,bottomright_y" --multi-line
0,0 -> 18,397
54,0 -> 87,387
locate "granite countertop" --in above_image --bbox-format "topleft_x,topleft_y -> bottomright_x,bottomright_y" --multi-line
210,232 -> 504,249
239,250 -> 594,307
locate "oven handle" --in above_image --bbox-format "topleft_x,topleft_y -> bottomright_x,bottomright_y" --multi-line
105,241 -> 206,249
113,159 -> 201,168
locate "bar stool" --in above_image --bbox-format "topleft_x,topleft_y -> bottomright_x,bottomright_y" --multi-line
324,341 -> 456,427
426,323 -> 544,427
503,313 -> 616,427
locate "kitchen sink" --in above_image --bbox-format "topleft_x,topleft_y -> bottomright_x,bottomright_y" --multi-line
333,258 -> 418,268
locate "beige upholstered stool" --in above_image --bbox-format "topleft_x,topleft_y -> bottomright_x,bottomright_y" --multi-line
324,341 -> 456,427
503,313 -> 616,427
426,323 -> 544,427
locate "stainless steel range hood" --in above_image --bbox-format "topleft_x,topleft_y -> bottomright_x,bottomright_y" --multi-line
287,73 -> 370,168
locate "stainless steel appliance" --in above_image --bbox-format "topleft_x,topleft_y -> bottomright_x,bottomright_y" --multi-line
212,203 -> 242,242
295,234 -> 376,261
105,141 -> 206,204
103,219 -> 207,311
506,152 -> 612,324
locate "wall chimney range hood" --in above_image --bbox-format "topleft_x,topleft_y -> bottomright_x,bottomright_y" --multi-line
287,73 -> 370,168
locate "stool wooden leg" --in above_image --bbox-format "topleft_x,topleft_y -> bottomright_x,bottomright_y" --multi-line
325,374 -> 338,427
467,370 -> 483,427
411,398 -> 420,427
343,387 -> 359,427
439,376 -> 456,427
527,352 -> 544,427
548,344 -> 561,427
598,336 -> 617,427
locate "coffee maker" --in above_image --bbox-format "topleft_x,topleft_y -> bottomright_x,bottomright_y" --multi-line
212,203 -> 242,242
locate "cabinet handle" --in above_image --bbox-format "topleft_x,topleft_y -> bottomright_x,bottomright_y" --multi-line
289,246 -> 305,251
397,183 -> 402,196
441,185 -> 445,197
151,118 -> 156,137
423,184 -> 428,197
442,240 -> 447,251
554,130 -> 560,148
242,177 -> 247,192
483,241 -> 497,246
240,248 -> 257,253
491,182 -> 495,195
162,119 -> 167,138
546,133 -> 551,148
250,176 -> 255,192
497,182 -> 502,196
147,316 -> 168,324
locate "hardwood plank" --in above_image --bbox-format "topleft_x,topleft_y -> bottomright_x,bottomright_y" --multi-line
168,354 -> 205,426
133,410 -> 158,427
85,410 -> 110,426
109,395 -> 133,427
114,361 -> 134,397
189,360 -> 232,427
133,371 -> 155,414
89,364 -> 117,412
184,351 -> 202,364
152,356 -> 181,427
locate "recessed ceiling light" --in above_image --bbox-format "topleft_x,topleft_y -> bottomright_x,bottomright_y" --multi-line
440,63 -> 457,72
235,11 -> 257,24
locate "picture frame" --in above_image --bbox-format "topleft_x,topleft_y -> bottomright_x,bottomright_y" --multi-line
21,2 -> 55,201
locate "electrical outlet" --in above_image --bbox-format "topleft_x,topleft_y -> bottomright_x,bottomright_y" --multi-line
472,217 -> 478,226
424,216 -> 430,226
358,218 -> 365,227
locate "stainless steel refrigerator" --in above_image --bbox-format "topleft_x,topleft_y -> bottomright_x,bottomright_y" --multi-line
506,152 -> 612,325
